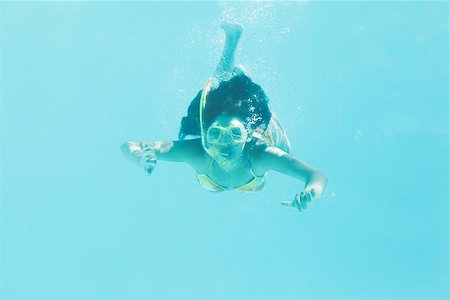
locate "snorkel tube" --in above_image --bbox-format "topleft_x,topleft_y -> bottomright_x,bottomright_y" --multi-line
199,79 -> 212,150
199,80 -> 228,167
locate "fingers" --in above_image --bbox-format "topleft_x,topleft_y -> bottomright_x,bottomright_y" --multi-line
126,141 -> 143,155
144,159 -> 156,176
281,192 -> 315,213
281,194 -> 303,212
304,191 -> 313,204
294,193 -> 303,212
144,165 -> 154,175
140,150 -> 157,175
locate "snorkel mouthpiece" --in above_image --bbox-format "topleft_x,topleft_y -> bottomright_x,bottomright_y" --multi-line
206,146 -> 229,167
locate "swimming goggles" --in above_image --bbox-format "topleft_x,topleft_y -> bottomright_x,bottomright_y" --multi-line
206,120 -> 248,145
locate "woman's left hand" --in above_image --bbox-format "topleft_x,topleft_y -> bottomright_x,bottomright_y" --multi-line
281,189 -> 316,212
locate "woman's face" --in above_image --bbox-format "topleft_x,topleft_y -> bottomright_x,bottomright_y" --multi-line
204,115 -> 248,166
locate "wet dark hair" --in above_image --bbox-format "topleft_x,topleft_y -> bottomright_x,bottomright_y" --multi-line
179,74 -> 272,140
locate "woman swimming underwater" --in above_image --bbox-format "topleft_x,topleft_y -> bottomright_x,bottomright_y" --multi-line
121,22 -> 327,212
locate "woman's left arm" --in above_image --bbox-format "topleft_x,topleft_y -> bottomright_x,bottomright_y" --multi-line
254,146 -> 328,211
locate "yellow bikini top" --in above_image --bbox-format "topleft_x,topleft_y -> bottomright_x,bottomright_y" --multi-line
196,158 -> 267,192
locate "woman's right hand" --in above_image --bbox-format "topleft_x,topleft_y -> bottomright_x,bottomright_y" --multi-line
139,142 -> 157,175
121,141 -> 158,175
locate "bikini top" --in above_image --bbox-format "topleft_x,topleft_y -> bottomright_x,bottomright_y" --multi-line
196,157 -> 267,192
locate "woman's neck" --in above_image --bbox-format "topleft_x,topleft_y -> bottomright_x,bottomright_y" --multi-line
213,152 -> 246,173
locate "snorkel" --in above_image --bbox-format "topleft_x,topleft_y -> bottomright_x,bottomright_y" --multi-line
199,80 -> 227,167
199,79 -> 212,151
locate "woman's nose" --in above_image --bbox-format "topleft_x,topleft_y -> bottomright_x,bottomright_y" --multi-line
218,134 -> 232,145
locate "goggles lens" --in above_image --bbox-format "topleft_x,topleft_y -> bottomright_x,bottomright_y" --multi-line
206,123 -> 247,144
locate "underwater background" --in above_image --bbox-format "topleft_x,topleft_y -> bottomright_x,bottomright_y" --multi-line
1,1 -> 448,299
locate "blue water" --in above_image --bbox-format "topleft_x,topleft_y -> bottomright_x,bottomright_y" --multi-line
1,1 -> 448,299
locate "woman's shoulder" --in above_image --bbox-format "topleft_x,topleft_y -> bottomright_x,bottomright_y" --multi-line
248,141 -> 289,175
248,142 -> 271,176
177,138 -> 210,171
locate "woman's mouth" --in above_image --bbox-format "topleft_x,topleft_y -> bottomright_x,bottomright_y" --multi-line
219,148 -> 233,158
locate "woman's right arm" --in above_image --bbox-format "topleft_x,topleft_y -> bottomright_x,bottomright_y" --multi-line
120,138 -> 206,174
